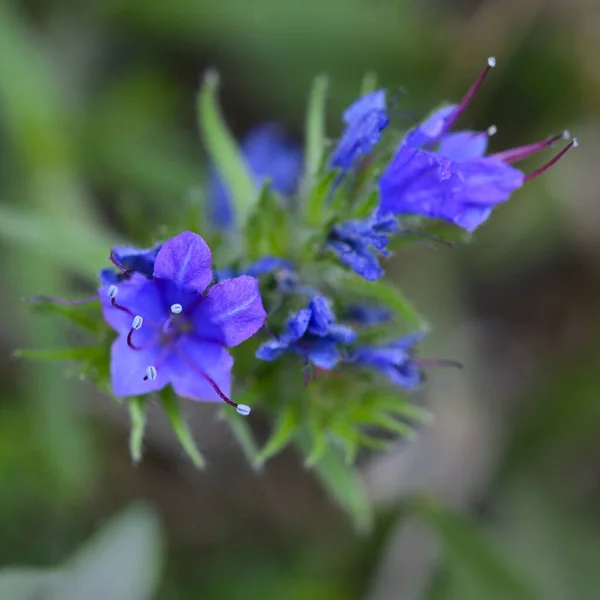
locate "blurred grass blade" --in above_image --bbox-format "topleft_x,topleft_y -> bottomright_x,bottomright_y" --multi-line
160,388 -> 206,468
415,499 -> 542,600
128,397 -> 147,464
305,170 -> 338,226
304,74 -> 329,185
197,70 -> 256,229
255,405 -> 298,466
298,433 -> 372,533
53,505 -> 163,600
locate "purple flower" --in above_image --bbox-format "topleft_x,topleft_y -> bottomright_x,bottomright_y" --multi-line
256,296 -> 356,369
210,124 -> 302,227
99,243 -> 163,286
330,90 -> 389,172
379,58 -> 576,232
327,213 -> 398,281
99,231 -> 266,414
350,333 -> 426,389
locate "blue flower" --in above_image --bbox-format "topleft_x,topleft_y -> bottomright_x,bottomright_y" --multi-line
256,296 -> 356,369
350,333 -> 426,389
99,231 -> 266,414
210,124 -> 302,227
345,305 -> 392,325
327,213 -> 398,281
99,243 -> 163,286
330,90 -> 389,173
379,59 -> 575,232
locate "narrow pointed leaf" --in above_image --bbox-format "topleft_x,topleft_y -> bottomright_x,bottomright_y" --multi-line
128,397 -> 147,464
197,70 -> 256,228
304,74 -> 329,185
298,433 -> 372,533
255,405 -> 298,466
160,388 -> 206,469
219,405 -> 260,467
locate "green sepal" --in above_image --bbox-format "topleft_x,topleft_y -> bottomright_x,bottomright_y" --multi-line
255,404 -> 299,466
218,402 -> 261,468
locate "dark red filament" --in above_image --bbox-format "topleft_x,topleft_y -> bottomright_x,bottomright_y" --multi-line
109,251 -> 132,277
493,133 -> 566,164
441,60 -> 495,136
127,328 -> 142,351
111,297 -> 135,317
524,139 -> 576,183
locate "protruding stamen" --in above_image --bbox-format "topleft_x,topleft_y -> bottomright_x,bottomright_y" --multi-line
109,251 -> 132,277
143,365 -> 157,381
441,57 -> 496,136
177,351 -> 250,415
492,132 -> 566,164
524,139 -> 577,183
109,287 -> 135,317
487,124 -> 497,137
127,316 -> 144,350
163,303 -> 183,333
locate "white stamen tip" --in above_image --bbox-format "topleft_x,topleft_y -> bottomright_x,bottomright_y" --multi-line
562,129 -> 571,140
108,285 -> 118,298
573,138 -> 579,148
132,315 -> 143,330
145,365 -> 157,380
487,56 -> 496,68
236,404 -> 251,416
170,303 -> 183,314
487,124 -> 497,136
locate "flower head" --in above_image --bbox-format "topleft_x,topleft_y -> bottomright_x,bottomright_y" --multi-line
330,90 -> 389,172
100,231 -> 266,414
350,332 -> 426,389
345,305 -> 392,325
256,296 -> 356,369
99,243 -> 163,286
327,213 -> 398,281
214,256 -> 295,283
210,124 -> 302,227
379,58 -> 576,232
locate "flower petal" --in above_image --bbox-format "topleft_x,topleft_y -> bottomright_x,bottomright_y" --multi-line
402,105 -> 456,148
171,338 -> 233,402
190,275 -> 266,347
438,130 -> 488,162
153,231 -> 212,294
110,334 -> 169,398
99,275 -> 165,334
343,90 -> 387,124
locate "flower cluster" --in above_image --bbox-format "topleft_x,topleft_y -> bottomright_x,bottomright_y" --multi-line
26,58 -> 574,472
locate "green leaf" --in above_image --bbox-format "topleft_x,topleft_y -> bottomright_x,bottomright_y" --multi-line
255,405 -> 299,466
128,397 -> 147,464
304,74 -> 329,186
416,499 -> 541,600
305,169 -> 339,226
298,433 -> 372,533
219,404 -> 260,467
303,422 -> 327,467
197,70 -> 256,229
337,272 -> 426,331
160,388 -> 206,469
351,188 -> 380,220
52,505 -> 163,600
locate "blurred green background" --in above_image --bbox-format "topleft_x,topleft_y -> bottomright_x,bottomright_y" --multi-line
1,0 -> 600,598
